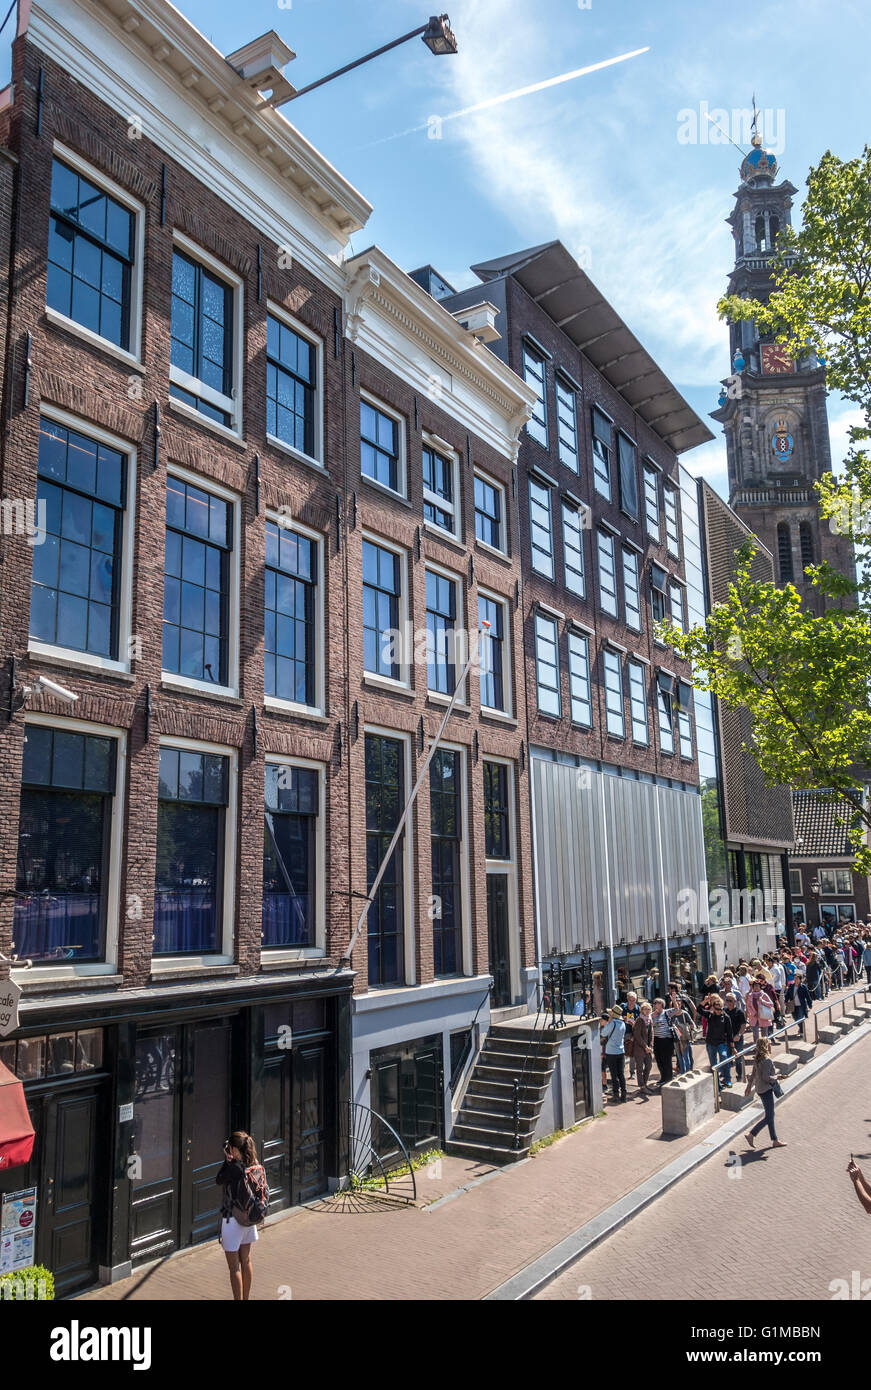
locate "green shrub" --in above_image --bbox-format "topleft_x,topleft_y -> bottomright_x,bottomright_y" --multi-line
0,1265 -> 55,1300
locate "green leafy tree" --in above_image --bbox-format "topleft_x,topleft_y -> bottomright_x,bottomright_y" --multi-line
664,146 -> 871,869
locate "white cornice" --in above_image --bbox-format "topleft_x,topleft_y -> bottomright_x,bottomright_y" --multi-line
27,0 -> 372,286
344,248 -> 535,459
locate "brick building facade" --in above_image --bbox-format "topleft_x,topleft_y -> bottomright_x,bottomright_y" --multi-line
0,0 -> 536,1291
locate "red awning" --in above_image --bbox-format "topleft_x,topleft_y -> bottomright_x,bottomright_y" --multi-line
0,1059 -> 35,1171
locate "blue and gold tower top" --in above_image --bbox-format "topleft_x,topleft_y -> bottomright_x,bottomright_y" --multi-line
740,131 -> 779,185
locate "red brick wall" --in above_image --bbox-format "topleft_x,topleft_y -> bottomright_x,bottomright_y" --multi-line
0,36 -> 534,997
505,276 -> 699,785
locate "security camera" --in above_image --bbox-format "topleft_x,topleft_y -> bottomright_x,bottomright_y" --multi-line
34,674 -> 78,704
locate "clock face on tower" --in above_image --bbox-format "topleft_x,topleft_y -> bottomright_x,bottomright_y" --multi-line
761,344 -> 795,374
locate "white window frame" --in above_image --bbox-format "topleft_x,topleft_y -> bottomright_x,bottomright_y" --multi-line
677,681 -> 694,759
361,530 -> 411,691
650,564 -> 668,644
622,546 -> 642,632
263,511 -> 325,720
534,611 -> 561,717
522,340 -> 549,449
266,300 -> 325,471
477,585 -> 512,717
422,431 -> 461,541
664,482 -> 681,558
669,581 -> 686,633
12,713 -> 127,981
359,389 -> 407,499
562,500 -> 586,597
263,753 -> 326,961
818,869 -> 837,895
567,630 -> 593,727
363,723 -> 415,989
597,530 -> 618,617
151,734 -> 239,972
425,557 -> 465,702
835,868 -> 853,895
161,463 -> 241,699
29,404 -> 138,677
643,462 -> 661,541
473,467 -> 508,556
47,141 -> 146,368
169,230 -> 244,438
483,754 -> 520,1003
591,407 -> 613,501
529,475 -> 555,580
431,739 -> 472,978
603,648 -> 625,739
657,673 -> 675,755
555,373 -> 579,472
628,660 -> 649,745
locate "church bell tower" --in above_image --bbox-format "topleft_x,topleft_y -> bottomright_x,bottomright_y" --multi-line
711,124 -> 854,611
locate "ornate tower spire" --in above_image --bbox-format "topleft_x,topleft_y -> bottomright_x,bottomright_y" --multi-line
710,135 -> 854,614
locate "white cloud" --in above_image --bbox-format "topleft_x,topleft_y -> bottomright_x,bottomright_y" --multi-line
434,2 -> 736,388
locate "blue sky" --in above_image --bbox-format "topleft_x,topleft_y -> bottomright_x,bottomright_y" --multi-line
5,0 -> 868,492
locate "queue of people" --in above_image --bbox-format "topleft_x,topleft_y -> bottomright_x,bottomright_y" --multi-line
597,922 -> 871,1109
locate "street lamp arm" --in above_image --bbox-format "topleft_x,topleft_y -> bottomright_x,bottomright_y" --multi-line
274,16 -> 456,106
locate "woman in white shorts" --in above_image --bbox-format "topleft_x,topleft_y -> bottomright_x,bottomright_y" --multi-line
215,1131 -> 259,1300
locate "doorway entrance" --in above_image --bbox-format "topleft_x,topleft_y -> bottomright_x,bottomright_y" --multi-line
129,1017 -> 232,1264
487,873 -> 512,1008
37,1078 -> 108,1297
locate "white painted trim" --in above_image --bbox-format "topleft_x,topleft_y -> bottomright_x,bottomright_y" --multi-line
17,712 -> 127,976
155,733 -> 238,961
432,738 -> 472,979
28,2 -> 369,281
263,752 -> 326,957
265,508 -> 325,716
171,230 -> 243,435
266,299 -> 325,466
50,139 -> 145,362
422,432 -> 461,541
163,461 -> 241,698
361,529 -> 411,687
35,403 -> 138,674
473,466 -> 508,556
362,723 -> 416,989
483,754 -> 521,1003
360,388 -> 408,499
477,583 -> 513,718
44,308 -> 145,372
424,556 -> 465,701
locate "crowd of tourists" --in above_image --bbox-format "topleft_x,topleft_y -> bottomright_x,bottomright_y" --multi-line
598,922 -> 871,1108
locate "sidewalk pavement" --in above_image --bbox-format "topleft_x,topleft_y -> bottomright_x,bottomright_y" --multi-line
80,982 -> 868,1302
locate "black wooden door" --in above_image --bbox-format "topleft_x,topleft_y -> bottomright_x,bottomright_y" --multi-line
130,1018 -> 231,1263
487,873 -> 512,1008
39,1081 -> 106,1297
181,1019 -> 231,1246
291,1043 -> 326,1203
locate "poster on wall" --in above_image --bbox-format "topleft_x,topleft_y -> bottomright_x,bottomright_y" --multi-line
0,1186 -> 37,1274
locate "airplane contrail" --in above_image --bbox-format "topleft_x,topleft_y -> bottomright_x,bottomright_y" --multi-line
363,47 -> 651,147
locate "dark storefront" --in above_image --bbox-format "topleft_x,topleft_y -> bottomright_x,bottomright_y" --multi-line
369,1034 -> 444,1156
0,972 -> 352,1295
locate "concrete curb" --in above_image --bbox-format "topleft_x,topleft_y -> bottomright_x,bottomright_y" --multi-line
484,1018 -> 871,1300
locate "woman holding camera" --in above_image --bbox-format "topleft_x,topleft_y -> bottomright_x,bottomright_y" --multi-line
215,1131 -> 260,1300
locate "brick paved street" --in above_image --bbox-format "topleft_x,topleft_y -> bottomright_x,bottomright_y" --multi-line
536,1029 -> 871,1301
80,989 -> 870,1302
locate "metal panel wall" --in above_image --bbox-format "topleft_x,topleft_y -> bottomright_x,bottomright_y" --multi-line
531,754 -> 708,958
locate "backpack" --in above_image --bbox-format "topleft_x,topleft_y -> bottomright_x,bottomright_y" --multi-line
231,1163 -> 269,1227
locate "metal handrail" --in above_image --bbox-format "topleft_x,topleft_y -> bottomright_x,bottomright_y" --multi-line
448,983 -> 492,1093
709,1017 -> 801,1112
813,984 -> 870,1043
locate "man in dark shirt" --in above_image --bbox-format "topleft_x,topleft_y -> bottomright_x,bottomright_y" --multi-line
723,992 -> 747,1081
